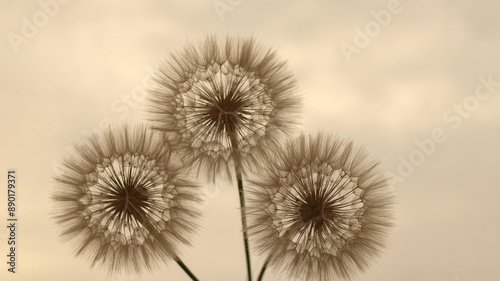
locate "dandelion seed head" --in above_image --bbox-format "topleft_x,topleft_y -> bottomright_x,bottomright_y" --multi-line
52,124 -> 201,274
248,132 -> 394,281
146,35 -> 301,181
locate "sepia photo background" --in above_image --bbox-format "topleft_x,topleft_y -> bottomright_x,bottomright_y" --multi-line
1,0 -> 499,280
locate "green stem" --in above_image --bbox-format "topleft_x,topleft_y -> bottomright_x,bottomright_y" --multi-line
175,257 -> 199,281
257,260 -> 269,281
237,172 -> 252,281
230,133 -> 252,281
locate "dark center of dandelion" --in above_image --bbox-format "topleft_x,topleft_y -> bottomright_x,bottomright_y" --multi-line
207,93 -> 247,133
108,184 -> 149,219
298,197 -> 335,228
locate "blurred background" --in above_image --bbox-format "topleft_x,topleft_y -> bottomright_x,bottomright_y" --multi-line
1,0 -> 499,280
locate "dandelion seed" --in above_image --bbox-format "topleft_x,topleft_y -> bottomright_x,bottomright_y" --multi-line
52,123 -> 202,274
145,34 -> 301,181
248,132 -> 394,281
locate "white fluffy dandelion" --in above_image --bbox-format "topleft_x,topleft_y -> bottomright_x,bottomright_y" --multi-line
145,34 -> 301,181
248,133 -> 394,281
52,123 -> 202,275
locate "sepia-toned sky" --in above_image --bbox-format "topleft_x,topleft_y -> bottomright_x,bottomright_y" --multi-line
1,0 -> 499,280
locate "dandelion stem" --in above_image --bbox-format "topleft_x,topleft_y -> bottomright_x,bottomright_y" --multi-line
229,133 -> 252,281
175,257 -> 200,281
237,172 -> 252,281
257,260 -> 269,281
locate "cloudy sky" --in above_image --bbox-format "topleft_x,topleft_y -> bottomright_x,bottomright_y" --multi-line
1,0 -> 499,280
